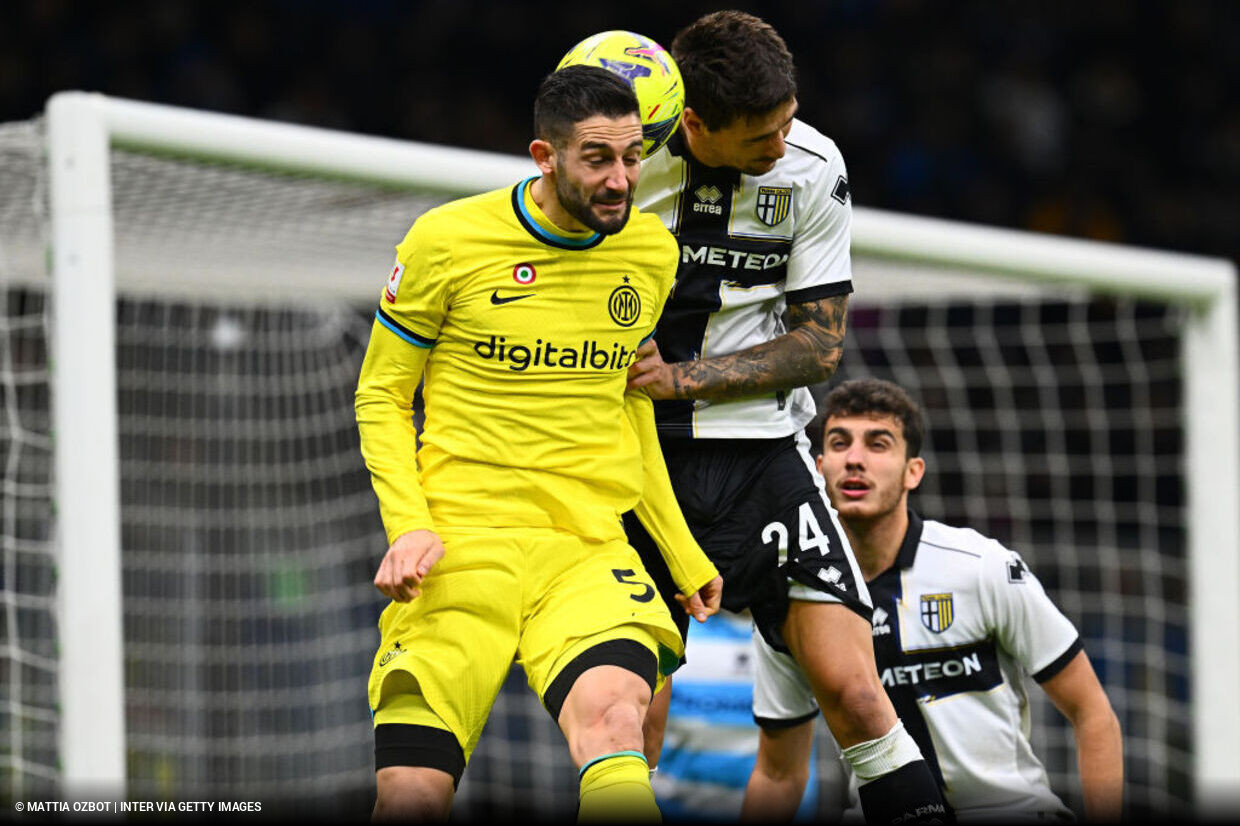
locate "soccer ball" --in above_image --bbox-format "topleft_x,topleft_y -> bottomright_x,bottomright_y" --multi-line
557,30 -> 684,158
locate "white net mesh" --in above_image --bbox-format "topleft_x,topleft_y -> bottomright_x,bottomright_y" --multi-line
116,299 -> 377,805
106,149 -> 441,812
0,120 -> 58,803
816,282 -> 1190,820
0,114 -> 1199,819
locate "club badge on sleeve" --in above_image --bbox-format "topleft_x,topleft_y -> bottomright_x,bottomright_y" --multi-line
384,260 -> 405,304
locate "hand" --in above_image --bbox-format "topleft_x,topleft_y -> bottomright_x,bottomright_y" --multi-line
675,575 -> 723,623
373,529 -> 445,602
627,339 -> 681,400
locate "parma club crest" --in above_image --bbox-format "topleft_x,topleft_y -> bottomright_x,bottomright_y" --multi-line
920,593 -> 955,633
756,186 -> 792,227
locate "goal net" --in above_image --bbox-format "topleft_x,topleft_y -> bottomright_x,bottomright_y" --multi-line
1,94 -> 1236,819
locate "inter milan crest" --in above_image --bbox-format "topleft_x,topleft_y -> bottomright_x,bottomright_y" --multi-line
608,277 -> 641,327
756,186 -> 792,227
920,593 -> 955,633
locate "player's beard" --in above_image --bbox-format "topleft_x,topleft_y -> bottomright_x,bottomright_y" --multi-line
555,162 -> 633,235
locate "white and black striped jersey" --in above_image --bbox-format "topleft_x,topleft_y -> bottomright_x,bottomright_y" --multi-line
635,120 -> 853,439
753,512 -> 1083,822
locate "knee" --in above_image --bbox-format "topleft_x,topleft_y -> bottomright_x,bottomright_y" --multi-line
821,673 -> 894,742
590,696 -> 645,739
835,673 -> 887,718
568,695 -> 645,763
373,768 -> 453,822
753,724 -> 814,787
754,753 -> 809,787
373,794 -> 450,823
559,665 -> 652,764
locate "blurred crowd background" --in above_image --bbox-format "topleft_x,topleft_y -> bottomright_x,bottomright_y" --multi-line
2,0 -> 1236,266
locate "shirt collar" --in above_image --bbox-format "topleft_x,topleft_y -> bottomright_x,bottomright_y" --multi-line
894,508 -> 925,570
510,177 -> 604,250
663,130 -> 742,186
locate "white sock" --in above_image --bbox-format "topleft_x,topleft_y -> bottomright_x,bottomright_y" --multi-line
840,720 -> 923,783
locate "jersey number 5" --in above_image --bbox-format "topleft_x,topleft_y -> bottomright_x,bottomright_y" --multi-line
612,568 -> 656,603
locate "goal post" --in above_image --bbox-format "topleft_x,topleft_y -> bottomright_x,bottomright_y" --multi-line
6,91 -> 1236,815
42,91 -> 536,801
849,209 -> 1239,815
46,89 -> 126,801
38,91 -> 535,805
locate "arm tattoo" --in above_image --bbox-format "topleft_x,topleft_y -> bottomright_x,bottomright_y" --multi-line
672,294 -> 848,401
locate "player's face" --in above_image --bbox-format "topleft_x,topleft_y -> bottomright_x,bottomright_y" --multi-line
693,97 -> 798,176
554,114 -> 643,235
818,413 -> 924,525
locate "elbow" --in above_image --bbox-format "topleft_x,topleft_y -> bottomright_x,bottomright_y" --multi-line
792,325 -> 843,385
798,341 -> 842,386
1072,701 -> 1123,748
1100,706 -> 1122,743
819,344 -> 843,381
355,386 -> 402,430
354,387 -> 375,422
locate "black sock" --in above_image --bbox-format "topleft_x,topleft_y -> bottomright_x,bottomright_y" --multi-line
856,760 -> 952,825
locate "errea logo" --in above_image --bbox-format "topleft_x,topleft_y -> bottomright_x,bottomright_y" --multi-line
816,565 -> 847,590
696,185 -> 722,203
693,184 -> 723,215
872,607 -> 891,636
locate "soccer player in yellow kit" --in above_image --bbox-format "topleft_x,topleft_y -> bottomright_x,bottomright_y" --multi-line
355,65 -> 722,822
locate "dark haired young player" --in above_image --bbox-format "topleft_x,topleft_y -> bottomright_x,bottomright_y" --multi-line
746,378 -> 1123,822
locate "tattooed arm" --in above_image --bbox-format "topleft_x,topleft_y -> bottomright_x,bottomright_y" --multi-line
627,294 -> 849,401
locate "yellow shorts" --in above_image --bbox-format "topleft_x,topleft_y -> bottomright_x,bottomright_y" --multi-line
367,527 -> 683,764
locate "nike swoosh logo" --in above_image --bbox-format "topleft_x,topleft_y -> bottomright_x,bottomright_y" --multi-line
490,290 -> 535,305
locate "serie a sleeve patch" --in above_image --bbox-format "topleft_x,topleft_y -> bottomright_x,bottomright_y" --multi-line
383,259 -> 405,304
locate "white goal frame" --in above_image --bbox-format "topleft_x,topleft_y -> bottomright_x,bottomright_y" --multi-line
44,91 -> 1239,810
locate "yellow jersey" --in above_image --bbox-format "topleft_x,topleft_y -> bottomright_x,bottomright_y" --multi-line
357,177 -> 680,545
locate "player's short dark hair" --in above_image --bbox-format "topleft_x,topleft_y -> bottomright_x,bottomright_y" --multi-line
534,64 -> 639,148
822,378 -> 926,458
671,10 -> 797,131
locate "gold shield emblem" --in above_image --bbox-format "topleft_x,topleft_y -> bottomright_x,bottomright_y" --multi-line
920,593 -> 954,633
756,186 -> 792,226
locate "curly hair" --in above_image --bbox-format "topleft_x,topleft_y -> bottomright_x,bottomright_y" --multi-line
821,378 -> 926,458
